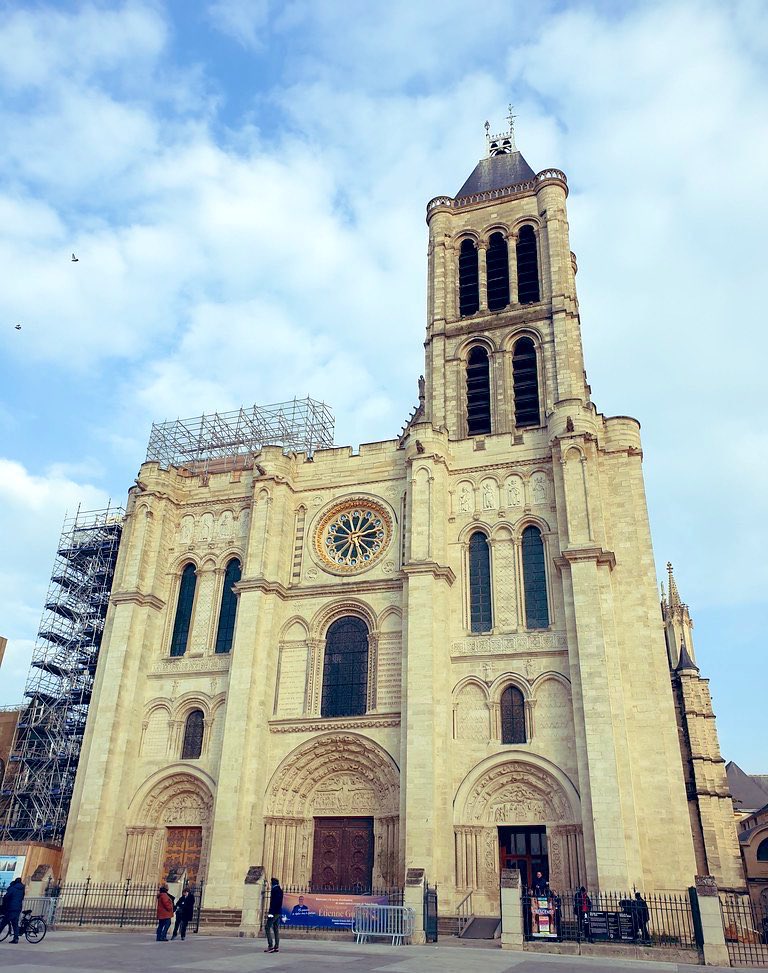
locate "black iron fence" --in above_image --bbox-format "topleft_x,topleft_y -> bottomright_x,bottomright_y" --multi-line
43,879 -> 204,931
264,884 -> 404,931
522,888 -> 696,950
720,893 -> 768,967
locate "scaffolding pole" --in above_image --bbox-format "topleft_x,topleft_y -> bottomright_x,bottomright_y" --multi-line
0,505 -> 124,845
145,396 -> 335,471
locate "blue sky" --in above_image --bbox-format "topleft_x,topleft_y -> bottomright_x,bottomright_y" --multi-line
0,0 -> 766,771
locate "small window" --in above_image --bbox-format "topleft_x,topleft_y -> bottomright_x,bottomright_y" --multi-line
181,709 -> 204,759
467,346 -> 491,436
459,239 -> 479,316
501,686 -> 526,744
522,526 -> 549,629
170,563 -> 197,657
757,837 -> 768,862
321,617 -> 369,718
469,532 -> 492,633
512,337 -> 540,427
214,558 -> 241,654
486,232 -> 510,311
516,225 -> 540,304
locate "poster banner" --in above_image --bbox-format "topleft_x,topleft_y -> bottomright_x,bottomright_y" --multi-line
0,855 -> 26,884
280,892 -> 388,929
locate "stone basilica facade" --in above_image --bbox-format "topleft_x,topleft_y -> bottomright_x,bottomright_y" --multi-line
62,122 -> 742,914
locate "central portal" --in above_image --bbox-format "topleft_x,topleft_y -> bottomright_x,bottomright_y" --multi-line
498,825 -> 548,889
311,816 -> 374,891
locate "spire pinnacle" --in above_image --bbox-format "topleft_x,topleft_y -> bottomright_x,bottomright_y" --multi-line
667,561 -> 681,607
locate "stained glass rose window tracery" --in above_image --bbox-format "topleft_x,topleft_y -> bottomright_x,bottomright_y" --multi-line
314,498 -> 392,573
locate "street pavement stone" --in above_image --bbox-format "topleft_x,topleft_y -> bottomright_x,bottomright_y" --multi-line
0,930 -> 747,973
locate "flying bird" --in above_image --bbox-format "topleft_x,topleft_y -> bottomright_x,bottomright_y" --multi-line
14,324 -> 21,330
71,253 -> 79,262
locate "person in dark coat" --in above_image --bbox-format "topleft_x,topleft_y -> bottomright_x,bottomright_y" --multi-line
573,886 -> 592,942
171,887 -> 195,940
633,891 -> 650,942
156,884 -> 174,941
1,878 -> 25,943
264,877 -> 283,953
532,871 -> 550,897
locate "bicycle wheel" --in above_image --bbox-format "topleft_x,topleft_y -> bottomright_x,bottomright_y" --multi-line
25,917 -> 47,943
0,918 -> 10,942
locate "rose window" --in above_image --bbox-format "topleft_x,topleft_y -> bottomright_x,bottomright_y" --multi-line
314,498 -> 392,574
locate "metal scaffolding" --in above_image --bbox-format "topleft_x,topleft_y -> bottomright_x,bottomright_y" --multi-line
145,396 -> 335,471
0,506 -> 124,844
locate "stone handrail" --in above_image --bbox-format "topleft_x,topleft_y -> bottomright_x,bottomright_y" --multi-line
426,168 -> 568,216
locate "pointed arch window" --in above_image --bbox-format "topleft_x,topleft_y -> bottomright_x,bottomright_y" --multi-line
467,346 -> 491,436
459,239 -> 479,316
181,709 -> 204,759
516,225 -> 540,304
321,617 -> 369,718
522,526 -> 549,629
469,531 -> 492,633
512,337 -> 541,427
170,563 -> 196,657
501,686 -> 526,744
486,232 -> 510,311
214,558 -> 241,654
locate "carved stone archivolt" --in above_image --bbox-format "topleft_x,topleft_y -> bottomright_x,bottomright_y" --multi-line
463,761 -> 571,825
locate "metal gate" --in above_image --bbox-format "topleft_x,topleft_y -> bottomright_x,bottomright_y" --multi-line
424,884 -> 438,943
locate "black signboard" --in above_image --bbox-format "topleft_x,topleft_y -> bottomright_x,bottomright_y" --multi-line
587,911 -> 636,942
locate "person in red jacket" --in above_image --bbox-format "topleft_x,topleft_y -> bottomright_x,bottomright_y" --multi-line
156,885 -> 174,941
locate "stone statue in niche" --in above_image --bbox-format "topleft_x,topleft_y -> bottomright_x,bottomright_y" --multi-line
459,485 -> 472,513
218,511 -> 234,538
180,516 -> 194,544
198,513 -> 214,542
482,481 -> 496,510
506,479 -> 522,507
531,474 -> 547,504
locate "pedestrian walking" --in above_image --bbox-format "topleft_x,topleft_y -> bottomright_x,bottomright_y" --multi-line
633,891 -> 650,942
573,885 -> 592,942
264,877 -> 283,954
1,877 -> 25,944
171,886 -> 195,940
156,884 -> 174,941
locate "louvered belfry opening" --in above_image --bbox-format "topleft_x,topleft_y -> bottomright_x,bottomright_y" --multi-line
459,239 -> 480,316
469,531 -> 493,633
516,224 -> 540,304
486,232 -> 510,311
170,563 -> 197,657
466,346 -> 492,436
512,337 -> 540,427
522,525 -> 550,629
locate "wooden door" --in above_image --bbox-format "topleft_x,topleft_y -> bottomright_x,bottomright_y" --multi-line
311,817 -> 374,891
163,826 -> 202,884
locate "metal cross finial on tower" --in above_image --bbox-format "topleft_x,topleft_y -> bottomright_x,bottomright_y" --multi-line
507,103 -> 517,148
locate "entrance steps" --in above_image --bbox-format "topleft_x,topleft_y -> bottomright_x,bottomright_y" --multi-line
199,908 -> 243,928
459,916 -> 501,939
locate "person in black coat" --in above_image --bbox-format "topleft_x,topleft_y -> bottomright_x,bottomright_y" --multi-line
1,878 -> 25,943
171,887 -> 195,941
264,877 -> 283,953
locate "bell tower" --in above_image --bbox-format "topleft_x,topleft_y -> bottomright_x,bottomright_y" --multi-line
423,109 -> 590,443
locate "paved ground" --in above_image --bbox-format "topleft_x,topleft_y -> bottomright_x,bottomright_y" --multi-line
0,930 -> 749,973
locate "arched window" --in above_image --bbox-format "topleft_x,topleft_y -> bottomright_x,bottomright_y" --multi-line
486,232 -> 510,311
215,558 -> 241,654
516,225 -> 540,304
321,617 -> 369,718
501,686 -> 526,744
467,346 -> 491,436
459,239 -> 479,316
757,837 -> 768,862
469,531 -> 492,633
170,563 -> 196,657
512,337 -> 541,427
522,526 -> 549,629
181,709 -> 204,759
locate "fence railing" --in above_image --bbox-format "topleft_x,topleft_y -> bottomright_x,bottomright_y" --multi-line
720,892 -> 768,967
456,890 -> 473,937
353,904 -> 414,945
522,888 -> 697,950
263,884 -> 404,931
41,879 -> 204,930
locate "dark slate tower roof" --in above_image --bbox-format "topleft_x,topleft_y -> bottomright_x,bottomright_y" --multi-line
456,150 -> 536,198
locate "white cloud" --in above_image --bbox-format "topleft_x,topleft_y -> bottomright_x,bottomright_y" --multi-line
207,0 -> 271,49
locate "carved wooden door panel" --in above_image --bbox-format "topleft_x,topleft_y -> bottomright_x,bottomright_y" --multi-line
311,817 -> 373,891
163,826 -> 202,884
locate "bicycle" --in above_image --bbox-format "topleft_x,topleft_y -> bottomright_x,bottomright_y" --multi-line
0,908 -> 48,943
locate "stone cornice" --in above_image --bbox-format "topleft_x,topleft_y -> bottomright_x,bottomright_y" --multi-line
148,654 -> 232,677
401,561 -> 456,585
235,577 -> 289,599
110,590 -> 166,611
555,546 -> 616,570
269,713 -> 401,733
290,578 -> 403,597
451,632 -> 568,658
